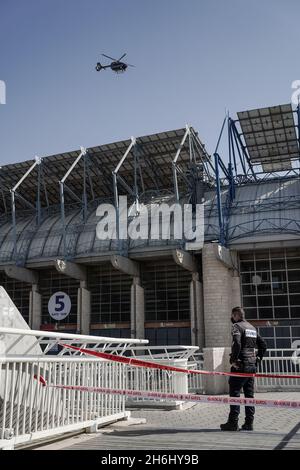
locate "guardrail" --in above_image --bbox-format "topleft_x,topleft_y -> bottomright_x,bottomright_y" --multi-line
0,327 -> 199,448
256,349 -> 300,391
188,353 -> 205,394
0,357 -> 128,449
0,327 -> 148,450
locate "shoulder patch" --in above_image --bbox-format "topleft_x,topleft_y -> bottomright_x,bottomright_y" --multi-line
232,324 -> 241,336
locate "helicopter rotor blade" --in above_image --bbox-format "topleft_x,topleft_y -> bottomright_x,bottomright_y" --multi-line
126,64 -> 135,67
102,54 -> 117,61
117,53 -> 127,61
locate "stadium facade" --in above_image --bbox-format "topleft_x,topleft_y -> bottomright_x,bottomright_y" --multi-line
0,103 -> 300,350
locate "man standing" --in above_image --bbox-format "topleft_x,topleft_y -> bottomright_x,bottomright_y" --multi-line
220,306 -> 267,432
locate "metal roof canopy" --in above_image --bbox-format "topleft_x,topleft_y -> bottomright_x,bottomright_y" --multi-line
0,127 -> 210,214
237,104 -> 300,173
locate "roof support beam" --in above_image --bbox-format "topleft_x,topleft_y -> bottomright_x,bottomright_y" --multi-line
213,244 -> 237,270
172,249 -> 198,272
11,156 -> 42,260
172,125 -> 190,202
59,147 -> 86,258
4,265 -> 38,284
110,255 -> 140,277
112,138 -> 136,253
55,259 -> 87,281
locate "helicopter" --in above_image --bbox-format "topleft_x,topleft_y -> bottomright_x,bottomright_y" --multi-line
95,53 -> 134,73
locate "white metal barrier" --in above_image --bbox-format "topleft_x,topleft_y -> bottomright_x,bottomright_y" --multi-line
188,353 -> 205,394
0,357 -> 128,449
256,349 -> 300,391
0,327 -> 148,449
124,345 -> 199,408
0,327 -> 199,448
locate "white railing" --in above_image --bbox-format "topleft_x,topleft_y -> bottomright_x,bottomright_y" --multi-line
256,349 -> 300,391
0,357 -> 128,449
0,326 -> 148,357
0,327 -> 148,450
123,346 -> 199,408
188,353 -> 205,394
0,327 -> 199,448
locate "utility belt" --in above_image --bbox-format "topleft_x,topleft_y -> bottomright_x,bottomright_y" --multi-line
230,351 -> 257,372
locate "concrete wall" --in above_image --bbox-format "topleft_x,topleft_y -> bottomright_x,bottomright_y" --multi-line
202,243 -> 241,348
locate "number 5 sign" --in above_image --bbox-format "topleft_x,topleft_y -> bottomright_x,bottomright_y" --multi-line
48,292 -> 71,321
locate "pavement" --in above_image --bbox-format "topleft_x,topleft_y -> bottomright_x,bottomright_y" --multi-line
36,392 -> 300,451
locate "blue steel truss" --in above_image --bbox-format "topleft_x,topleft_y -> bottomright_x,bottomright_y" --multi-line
213,105 -> 300,246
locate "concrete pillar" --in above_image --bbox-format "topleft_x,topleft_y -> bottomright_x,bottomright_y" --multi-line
203,347 -> 231,394
189,273 -> 205,349
77,280 -> 91,335
29,284 -> 42,330
202,243 -> 241,348
131,277 -> 145,339
232,270 -> 241,307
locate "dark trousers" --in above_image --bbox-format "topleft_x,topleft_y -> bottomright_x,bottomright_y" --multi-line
228,365 -> 256,422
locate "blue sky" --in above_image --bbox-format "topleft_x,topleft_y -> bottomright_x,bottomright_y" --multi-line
0,0 -> 299,165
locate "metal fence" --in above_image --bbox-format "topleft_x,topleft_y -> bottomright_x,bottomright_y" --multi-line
0,327 -> 198,449
0,357 -> 127,449
0,326 -> 148,449
256,348 -> 300,391
188,353 -> 205,394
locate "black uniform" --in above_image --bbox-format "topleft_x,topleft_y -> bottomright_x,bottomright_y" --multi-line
228,320 -> 267,423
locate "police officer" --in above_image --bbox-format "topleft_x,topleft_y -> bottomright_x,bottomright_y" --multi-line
220,306 -> 267,432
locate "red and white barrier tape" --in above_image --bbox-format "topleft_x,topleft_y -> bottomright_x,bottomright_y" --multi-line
61,344 -> 300,380
34,376 -> 300,410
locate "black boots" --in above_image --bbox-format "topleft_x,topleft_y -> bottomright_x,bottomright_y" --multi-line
241,420 -> 254,431
220,420 -> 239,431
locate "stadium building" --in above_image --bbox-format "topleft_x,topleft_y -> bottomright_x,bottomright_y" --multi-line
0,103 -> 300,350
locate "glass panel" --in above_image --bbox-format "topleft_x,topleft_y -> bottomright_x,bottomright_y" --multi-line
257,307 -> 273,318
271,259 -> 286,270
275,327 -> 291,337
244,308 -> 257,319
291,326 -> 300,337
241,273 -> 253,284
274,307 -> 289,318
167,328 -> 179,345
240,261 -> 255,272
290,307 -> 300,318
287,259 -> 300,270
276,338 -> 292,348
288,282 -> 300,294
288,271 -> 300,282
272,295 -> 288,307
256,260 -> 270,271
258,296 -> 273,307
289,294 -> 300,306
272,271 -> 286,282
156,328 -> 168,346
142,261 -> 191,322
257,283 -> 272,294
243,296 -> 257,308
272,282 -> 287,294
179,328 -> 191,345
264,338 -> 276,348
258,327 -> 274,337
242,284 -> 256,295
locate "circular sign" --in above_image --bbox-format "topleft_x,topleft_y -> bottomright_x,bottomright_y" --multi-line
48,292 -> 71,321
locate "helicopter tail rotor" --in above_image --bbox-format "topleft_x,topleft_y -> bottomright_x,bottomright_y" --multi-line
95,62 -> 104,71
